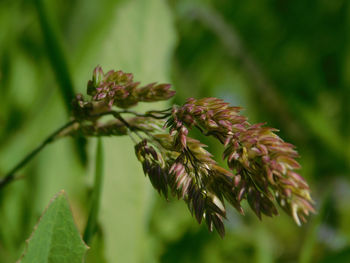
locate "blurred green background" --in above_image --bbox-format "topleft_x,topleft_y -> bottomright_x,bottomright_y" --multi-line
0,0 -> 349,262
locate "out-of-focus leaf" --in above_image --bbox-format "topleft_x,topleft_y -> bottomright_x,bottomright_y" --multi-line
34,0 -> 87,165
19,190 -> 88,263
70,0 -> 176,262
299,191 -> 331,263
33,0 -> 75,112
319,247 -> 350,263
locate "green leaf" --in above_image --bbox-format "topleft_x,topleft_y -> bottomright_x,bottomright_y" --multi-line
18,190 -> 88,263
34,0 -> 87,165
98,1 -> 176,261
70,0 -> 176,262
33,0 -> 74,112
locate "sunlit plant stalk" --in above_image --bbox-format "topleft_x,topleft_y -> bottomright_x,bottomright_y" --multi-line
84,138 -> 104,245
0,66 -> 315,237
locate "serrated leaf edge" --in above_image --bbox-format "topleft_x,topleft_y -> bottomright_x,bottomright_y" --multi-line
17,189 -> 89,263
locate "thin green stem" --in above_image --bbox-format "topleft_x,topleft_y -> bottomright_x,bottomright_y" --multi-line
83,138 -> 104,245
0,109 -> 164,189
120,109 -> 172,119
0,120 -> 78,190
109,111 -> 144,140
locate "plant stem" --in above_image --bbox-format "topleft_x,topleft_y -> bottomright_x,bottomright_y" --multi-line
0,120 -> 77,190
83,138 -> 104,245
121,109 -> 172,119
0,108 -> 170,190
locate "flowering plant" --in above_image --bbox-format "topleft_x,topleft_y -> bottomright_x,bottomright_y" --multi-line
1,66 -> 314,238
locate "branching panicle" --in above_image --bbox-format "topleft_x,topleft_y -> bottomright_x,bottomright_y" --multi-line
3,66 -> 314,238
70,68 -> 314,236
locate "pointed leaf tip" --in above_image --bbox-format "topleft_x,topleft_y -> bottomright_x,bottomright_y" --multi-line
18,191 -> 88,263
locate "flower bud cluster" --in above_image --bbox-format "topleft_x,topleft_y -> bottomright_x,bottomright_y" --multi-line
135,140 -> 169,198
72,66 -> 175,120
166,98 -> 314,227
87,66 -> 175,108
135,135 -> 233,237
66,117 -> 165,139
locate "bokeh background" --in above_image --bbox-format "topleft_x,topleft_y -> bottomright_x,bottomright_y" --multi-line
1,0 -> 350,262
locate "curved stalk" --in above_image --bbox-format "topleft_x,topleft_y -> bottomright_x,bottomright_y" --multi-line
0,120 -> 78,189
0,108 -> 171,190
83,138 -> 104,245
